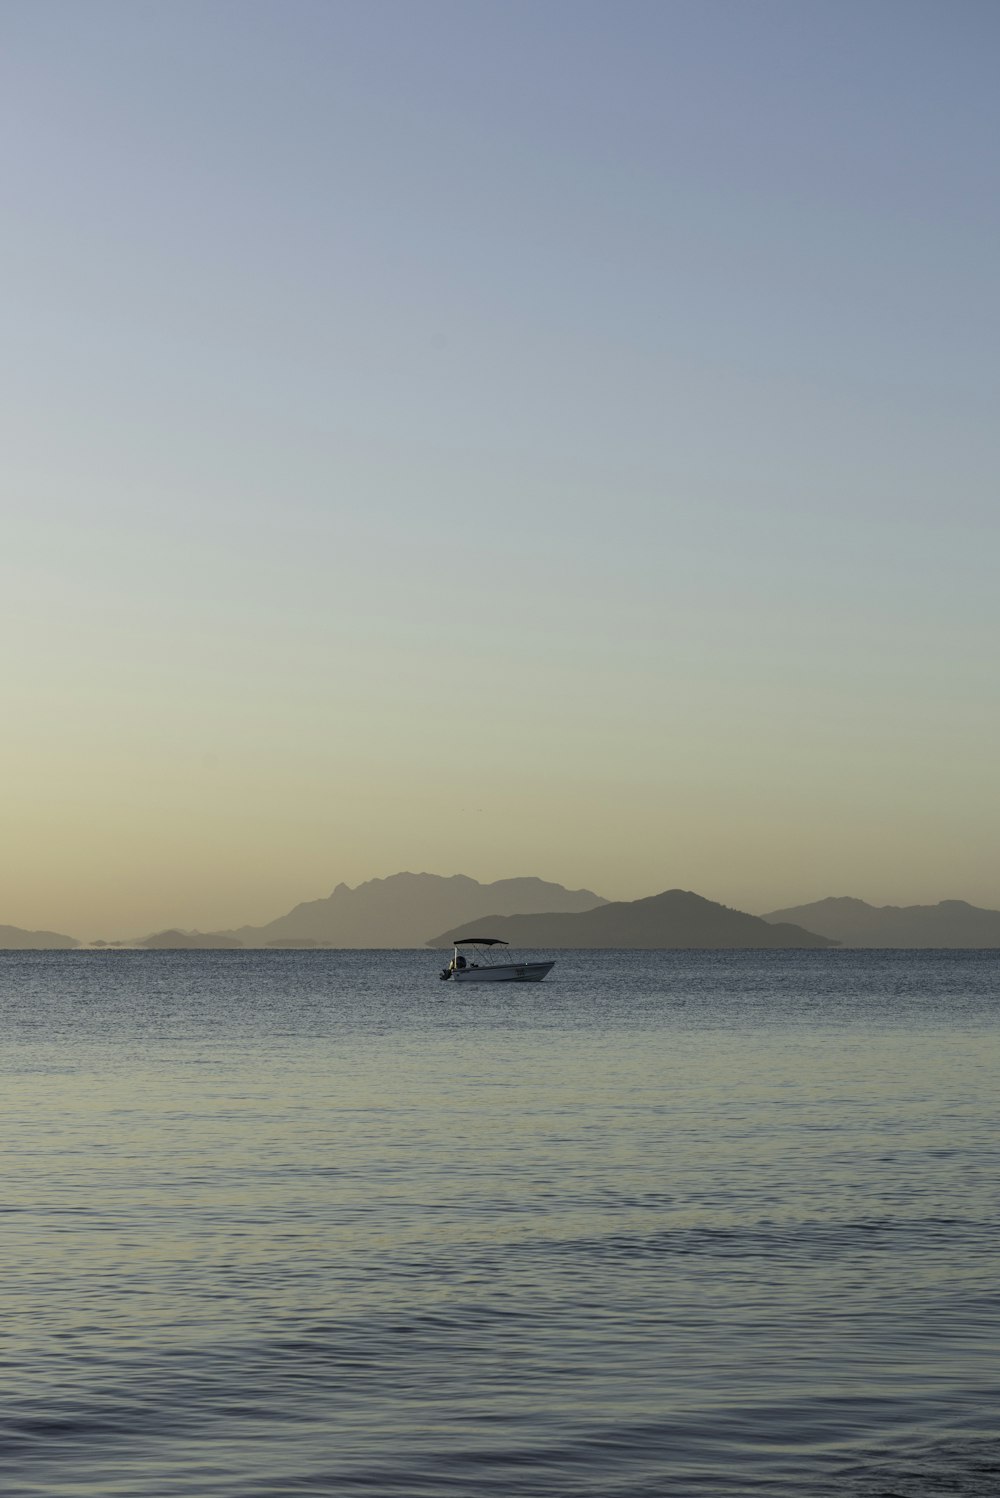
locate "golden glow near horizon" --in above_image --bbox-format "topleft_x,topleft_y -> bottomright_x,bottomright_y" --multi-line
4,5 -> 999,939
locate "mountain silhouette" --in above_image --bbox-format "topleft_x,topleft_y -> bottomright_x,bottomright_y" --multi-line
762,897 -> 1000,948
0,923 -> 80,950
429,889 -> 836,949
137,929 -> 244,949
220,872 -> 607,949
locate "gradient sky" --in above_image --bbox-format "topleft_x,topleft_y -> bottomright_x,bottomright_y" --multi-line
3,0 -> 999,938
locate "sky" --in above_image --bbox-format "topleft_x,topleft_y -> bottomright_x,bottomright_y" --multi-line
3,0 -> 999,939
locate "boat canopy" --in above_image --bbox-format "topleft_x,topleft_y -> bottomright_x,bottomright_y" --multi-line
454,937 -> 508,946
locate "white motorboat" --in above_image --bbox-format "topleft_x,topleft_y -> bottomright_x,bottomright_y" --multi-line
439,937 -> 555,983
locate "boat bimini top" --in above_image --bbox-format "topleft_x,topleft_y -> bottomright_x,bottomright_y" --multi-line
439,935 -> 554,983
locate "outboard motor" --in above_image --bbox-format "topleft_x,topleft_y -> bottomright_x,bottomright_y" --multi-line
439,965 -> 452,981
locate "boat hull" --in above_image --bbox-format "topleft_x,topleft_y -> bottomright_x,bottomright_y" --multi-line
451,961 -> 554,983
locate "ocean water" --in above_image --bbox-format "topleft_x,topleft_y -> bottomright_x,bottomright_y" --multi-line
2,948 -> 998,1498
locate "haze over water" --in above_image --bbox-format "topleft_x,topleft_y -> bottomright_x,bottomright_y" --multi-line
4,949 -> 998,1497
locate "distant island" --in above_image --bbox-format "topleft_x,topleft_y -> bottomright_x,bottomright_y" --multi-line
762,897 -> 1000,948
137,930 -> 244,950
0,873 -> 606,950
0,923 -> 79,950
214,872 -> 607,949
429,889 -> 837,950
5,879 -> 1000,951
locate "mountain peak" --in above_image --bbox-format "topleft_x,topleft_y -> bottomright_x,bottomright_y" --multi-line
430,888 -> 835,950
221,873 -> 607,948
762,896 -> 1000,947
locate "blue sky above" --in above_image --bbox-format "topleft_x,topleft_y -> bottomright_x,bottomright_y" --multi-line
3,1 -> 998,934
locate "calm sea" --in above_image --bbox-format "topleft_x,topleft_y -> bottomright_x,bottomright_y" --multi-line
2,949 -> 998,1497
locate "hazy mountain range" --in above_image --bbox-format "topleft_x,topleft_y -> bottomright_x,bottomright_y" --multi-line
3,878 -> 1000,950
0,923 -> 80,950
430,889 -> 836,950
135,930 -> 244,950
217,873 -> 607,949
762,897 -> 1000,948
